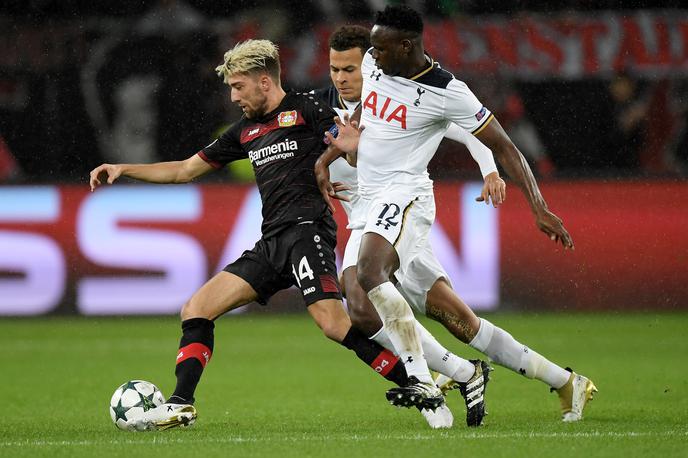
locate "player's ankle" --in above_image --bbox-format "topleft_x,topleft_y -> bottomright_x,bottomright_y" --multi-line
167,395 -> 192,404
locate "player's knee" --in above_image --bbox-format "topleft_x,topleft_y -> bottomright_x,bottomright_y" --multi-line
180,298 -> 212,321
356,259 -> 386,292
180,300 -> 195,321
309,301 -> 351,342
318,317 -> 349,342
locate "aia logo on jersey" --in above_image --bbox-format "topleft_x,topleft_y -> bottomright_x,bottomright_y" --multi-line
362,91 -> 407,129
278,111 -> 298,127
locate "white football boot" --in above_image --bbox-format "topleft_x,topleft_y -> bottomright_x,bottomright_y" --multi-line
420,404 -> 454,429
129,403 -> 197,431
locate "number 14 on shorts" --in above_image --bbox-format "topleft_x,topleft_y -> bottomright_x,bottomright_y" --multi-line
292,256 -> 314,288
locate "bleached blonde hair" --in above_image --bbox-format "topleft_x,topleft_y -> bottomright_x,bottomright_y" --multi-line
215,39 -> 281,84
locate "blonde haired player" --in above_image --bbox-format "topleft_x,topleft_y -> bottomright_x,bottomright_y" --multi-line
90,39 -> 376,430
90,39 -> 488,431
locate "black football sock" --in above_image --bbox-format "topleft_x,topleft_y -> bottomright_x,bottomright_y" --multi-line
341,326 -> 409,387
170,318 -> 215,404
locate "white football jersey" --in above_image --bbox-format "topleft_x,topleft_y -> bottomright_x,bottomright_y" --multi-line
329,102 -> 359,221
357,50 -> 494,196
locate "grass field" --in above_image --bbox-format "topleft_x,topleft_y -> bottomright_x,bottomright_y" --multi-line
1,312 -> 687,457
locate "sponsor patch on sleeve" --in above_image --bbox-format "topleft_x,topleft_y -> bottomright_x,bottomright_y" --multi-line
475,106 -> 486,121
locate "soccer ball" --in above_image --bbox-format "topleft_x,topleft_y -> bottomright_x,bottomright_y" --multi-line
109,380 -> 165,430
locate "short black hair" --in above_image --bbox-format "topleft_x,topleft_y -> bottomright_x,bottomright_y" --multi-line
374,5 -> 423,35
329,25 -> 371,53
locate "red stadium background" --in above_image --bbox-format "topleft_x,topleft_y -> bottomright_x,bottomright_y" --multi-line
1,181 -> 685,315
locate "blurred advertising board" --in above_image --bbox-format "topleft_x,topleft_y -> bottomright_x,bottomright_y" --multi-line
0,181 -> 686,315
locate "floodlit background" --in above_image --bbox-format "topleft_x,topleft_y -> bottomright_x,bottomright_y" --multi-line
1,0 -> 687,315
1,3 -> 688,457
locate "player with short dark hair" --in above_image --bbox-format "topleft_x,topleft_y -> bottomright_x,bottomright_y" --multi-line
329,24 -> 371,53
317,6 -> 597,422
88,39 -> 412,431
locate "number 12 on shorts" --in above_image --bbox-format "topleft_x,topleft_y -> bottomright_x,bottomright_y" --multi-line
291,256 -> 314,287
376,203 -> 401,230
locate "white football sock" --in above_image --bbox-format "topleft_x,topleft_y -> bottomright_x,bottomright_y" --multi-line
470,318 -> 570,389
415,322 -> 475,383
370,325 -> 394,350
367,282 -> 432,384
371,323 -> 475,383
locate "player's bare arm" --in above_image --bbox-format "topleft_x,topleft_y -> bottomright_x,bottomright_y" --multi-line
475,118 -> 574,249
89,154 -> 213,191
315,144 -> 351,213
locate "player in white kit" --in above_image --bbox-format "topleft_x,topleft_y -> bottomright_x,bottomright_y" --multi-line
316,9 -> 596,422
323,24 -> 596,424
315,25 -> 501,427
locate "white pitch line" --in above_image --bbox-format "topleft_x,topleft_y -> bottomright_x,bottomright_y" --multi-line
1,430 -> 686,448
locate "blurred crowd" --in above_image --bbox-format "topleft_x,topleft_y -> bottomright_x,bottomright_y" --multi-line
1,0 -> 687,183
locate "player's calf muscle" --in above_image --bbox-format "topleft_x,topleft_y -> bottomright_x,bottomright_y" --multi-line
308,299 -> 351,342
425,281 -> 480,342
348,303 -> 383,337
343,268 -> 383,336
426,303 -> 476,343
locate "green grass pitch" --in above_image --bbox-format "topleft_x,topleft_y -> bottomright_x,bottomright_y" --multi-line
1,312 -> 686,457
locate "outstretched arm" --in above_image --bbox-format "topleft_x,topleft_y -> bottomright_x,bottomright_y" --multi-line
89,154 -> 213,191
475,117 -> 574,249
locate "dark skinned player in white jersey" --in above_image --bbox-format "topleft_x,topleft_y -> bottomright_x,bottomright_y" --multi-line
316,11 -> 596,423
315,25 -> 502,427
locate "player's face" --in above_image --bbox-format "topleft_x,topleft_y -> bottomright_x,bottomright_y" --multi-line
228,73 -> 269,119
370,25 -> 405,76
329,47 -> 364,102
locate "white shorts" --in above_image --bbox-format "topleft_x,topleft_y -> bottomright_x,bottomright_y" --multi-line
341,228 -> 362,272
341,225 -> 449,314
395,241 -> 451,315
361,192 -> 435,276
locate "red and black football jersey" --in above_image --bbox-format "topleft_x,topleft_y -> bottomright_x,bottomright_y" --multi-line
199,91 -> 337,238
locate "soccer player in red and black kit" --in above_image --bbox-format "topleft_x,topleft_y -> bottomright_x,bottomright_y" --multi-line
89,39 -> 411,431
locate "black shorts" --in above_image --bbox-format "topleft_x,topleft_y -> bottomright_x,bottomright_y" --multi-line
224,220 -> 342,307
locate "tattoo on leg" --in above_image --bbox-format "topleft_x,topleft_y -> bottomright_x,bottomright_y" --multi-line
426,303 -> 476,343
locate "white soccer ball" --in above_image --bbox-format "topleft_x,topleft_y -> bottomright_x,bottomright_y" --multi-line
109,380 -> 165,430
